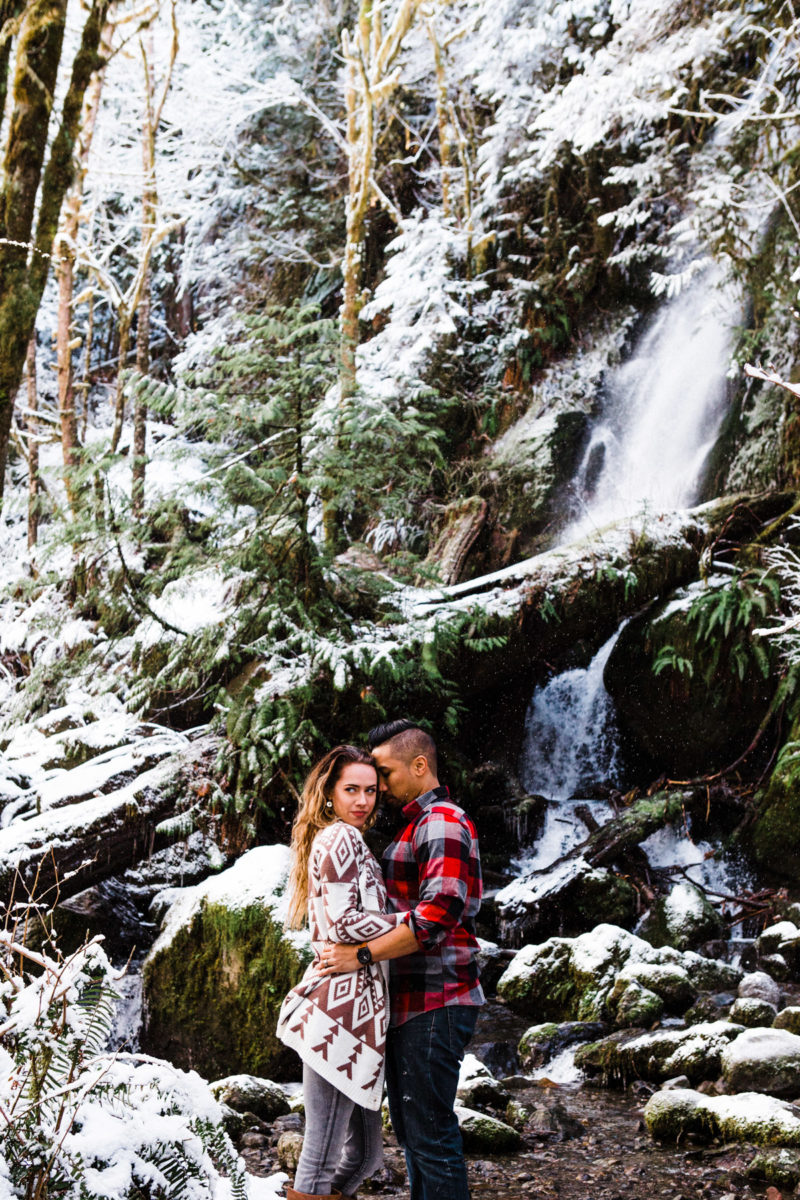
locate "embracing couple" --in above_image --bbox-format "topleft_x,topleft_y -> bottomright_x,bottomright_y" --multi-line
276,719 -> 484,1200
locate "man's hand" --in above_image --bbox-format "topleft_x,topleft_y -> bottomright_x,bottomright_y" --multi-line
317,923 -> 421,975
318,943 -> 359,974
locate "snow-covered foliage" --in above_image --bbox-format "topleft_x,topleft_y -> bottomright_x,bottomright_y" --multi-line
0,918 -> 253,1199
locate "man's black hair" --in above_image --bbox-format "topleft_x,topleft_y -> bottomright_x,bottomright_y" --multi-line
367,718 -> 418,750
367,719 -> 438,775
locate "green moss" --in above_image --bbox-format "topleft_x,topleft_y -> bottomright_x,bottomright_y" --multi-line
142,899 -> 310,1081
754,718 -> 800,875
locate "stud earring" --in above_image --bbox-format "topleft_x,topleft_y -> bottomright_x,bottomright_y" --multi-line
325,798 -> 333,811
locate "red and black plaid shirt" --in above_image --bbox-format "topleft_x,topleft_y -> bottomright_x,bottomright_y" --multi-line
382,786 -> 484,1027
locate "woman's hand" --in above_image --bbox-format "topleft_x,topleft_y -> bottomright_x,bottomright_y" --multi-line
317,942 -> 359,974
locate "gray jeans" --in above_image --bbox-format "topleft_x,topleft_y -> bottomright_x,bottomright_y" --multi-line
294,1063 -> 383,1196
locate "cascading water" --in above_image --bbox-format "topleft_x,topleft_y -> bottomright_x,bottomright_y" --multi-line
567,262 -> 739,540
512,630 -> 623,873
508,260 -> 748,903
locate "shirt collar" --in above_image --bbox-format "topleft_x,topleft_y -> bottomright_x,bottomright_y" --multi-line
401,784 -> 449,821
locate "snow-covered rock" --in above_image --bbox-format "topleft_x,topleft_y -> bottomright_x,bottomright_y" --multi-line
646,1087 -> 800,1146
729,997 -> 778,1028
495,924 -> 733,1024
722,1027 -> 800,1097
738,970 -> 781,1007
576,1021 -> 744,1087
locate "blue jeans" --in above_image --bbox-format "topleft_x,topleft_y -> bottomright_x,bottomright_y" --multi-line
385,1005 -> 479,1200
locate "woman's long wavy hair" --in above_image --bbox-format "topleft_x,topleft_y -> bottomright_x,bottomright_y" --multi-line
284,745 -> 378,930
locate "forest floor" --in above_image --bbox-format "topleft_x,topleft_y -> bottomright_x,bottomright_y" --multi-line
240,1001 -> 779,1200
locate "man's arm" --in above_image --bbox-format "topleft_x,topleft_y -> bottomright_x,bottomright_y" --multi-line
317,922 -> 420,975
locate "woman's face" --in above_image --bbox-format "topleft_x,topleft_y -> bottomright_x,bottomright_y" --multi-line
330,762 -> 378,829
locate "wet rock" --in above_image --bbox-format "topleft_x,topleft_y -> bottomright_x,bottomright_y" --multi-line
496,924 -> 720,1024
661,1075 -> 691,1089
604,579 -> 778,777
775,1008 -> 800,1036
518,1020 -> 607,1069
457,1054 -> 510,1108
277,1131 -> 304,1172
475,939 -> 515,994
684,991 -> 735,1025
142,845 -> 311,1080
219,1102 -> 249,1140
722,1027 -> 800,1097
608,979 -> 663,1028
575,1021 -> 744,1087
645,1086 -> 800,1145
505,1099 -> 530,1130
729,996 -> 778,1027
455,1105 -> 522,1152
637,881 -> 724,952
758,921 -> 800,957
739,969 -> 781,1007
683,954 -> 742,992
209,1074 -> 291,1122
496,859 -> 637,946
747,1147 -> 800,1189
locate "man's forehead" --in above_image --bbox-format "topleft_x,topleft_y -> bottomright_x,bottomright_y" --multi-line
372,743 -> 402,767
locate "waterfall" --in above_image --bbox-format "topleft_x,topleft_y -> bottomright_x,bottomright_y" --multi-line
512,630 -> 623,873
520,628 -> 623,802
567,263 -> 739,540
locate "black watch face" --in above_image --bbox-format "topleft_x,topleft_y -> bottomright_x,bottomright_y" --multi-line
357,946 -> 371,965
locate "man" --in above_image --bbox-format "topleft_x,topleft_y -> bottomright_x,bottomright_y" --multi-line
318,719 -> 484,1200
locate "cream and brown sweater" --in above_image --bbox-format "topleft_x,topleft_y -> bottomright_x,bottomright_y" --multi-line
277,821 -> 400,1109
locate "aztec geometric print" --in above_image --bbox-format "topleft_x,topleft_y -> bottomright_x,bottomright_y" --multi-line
277,821 -> 401,1109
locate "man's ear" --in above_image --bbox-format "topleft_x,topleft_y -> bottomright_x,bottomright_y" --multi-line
412,754 -> 428,777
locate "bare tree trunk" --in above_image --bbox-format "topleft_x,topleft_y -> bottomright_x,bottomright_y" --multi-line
79,290 -> 94,443
428,20 -> 452,220
337,0 -> 425,403
109,314 -> 132,454
54,20 -> 111,515
26,337 -> 38,549
132,32 -> 157,520
0,0 -> 110,502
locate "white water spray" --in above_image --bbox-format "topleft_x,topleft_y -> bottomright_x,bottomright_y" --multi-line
567,264 -> 740,540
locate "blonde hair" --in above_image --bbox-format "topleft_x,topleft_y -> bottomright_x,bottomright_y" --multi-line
284,745 -> 377,930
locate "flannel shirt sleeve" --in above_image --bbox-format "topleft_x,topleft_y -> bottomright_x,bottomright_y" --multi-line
317,825 -> 400,944
406,806 -> 472,950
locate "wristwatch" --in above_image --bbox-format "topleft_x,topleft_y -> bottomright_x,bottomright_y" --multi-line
356,943 -> 373,966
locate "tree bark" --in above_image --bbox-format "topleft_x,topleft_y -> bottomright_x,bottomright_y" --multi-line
26,337 -> 38,550
0,0 -> 109,501
132,33 -> 157,520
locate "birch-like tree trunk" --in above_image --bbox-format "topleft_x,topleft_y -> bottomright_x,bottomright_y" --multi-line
0,0 -> 110,501
132,30 -> 159,519
338,0 -> 426,401
54,18 -> 112,515
26,337 -> 38,550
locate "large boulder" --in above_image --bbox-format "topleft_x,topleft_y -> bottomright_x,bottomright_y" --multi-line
575,1021 -> 744,1087
645,1087 -> 800,1146
494,924 -> 731,1024
637,881 -> 724,951
722,1028 -> 800,1098
603,578 -> 778,777
142,845 -> 311,1081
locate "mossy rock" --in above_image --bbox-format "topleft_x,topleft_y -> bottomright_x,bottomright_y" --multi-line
730,997 -> 778,1027
604,581 -> 778,777
775,1007 -> 800,1036
722,1028 -> 800,1097
142,846 -> 310,1081
496,924 -> 715,1024
518,1020 -> 607,1069
210,1075 -> 290,1121
608,979 -> 663,1028
747,1146 -> 800,1188
572,868 -> 637,932
576,1021 -> 744,1088
646,1087 -> 800,1146
755,723 -> 800,877
455,1105 -> 521,1152
637,881 -> 724,952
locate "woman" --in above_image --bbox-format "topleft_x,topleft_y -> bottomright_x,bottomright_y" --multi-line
277,745 -> 400,1200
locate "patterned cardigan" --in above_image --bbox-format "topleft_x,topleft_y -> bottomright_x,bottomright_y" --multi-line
276,821 -> 400,1109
